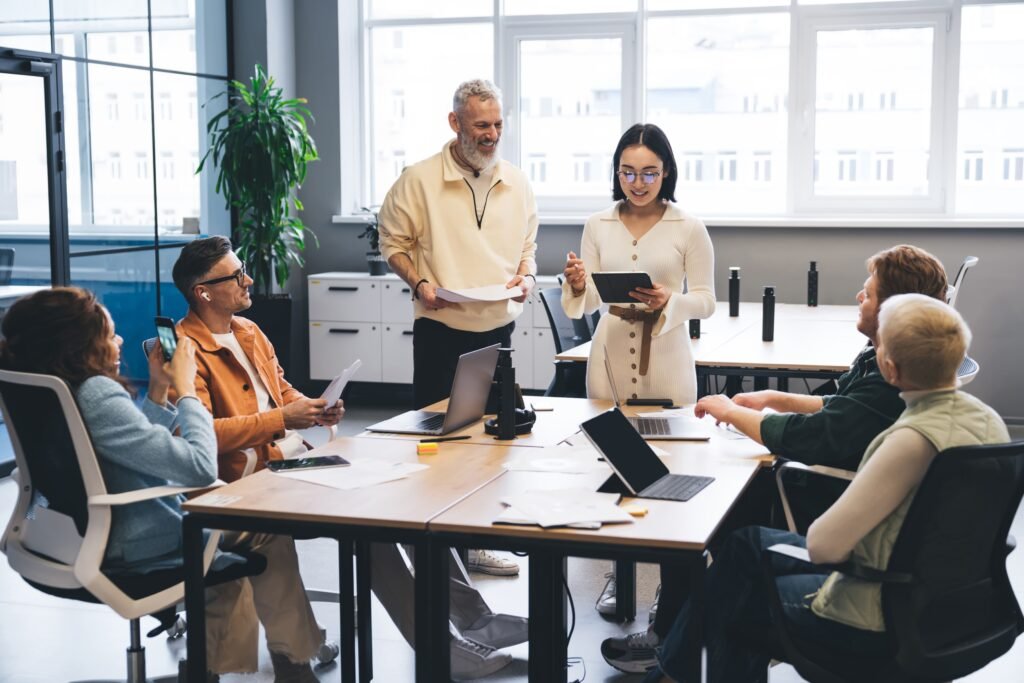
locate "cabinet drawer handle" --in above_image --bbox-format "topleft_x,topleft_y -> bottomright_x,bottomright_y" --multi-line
329,328 -> 359,334
401,288 -> 410,294
328,286 -> 358,292
402,330 -> 414,336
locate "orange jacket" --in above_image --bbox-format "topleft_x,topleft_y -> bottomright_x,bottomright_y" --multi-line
176,310 -> 305,482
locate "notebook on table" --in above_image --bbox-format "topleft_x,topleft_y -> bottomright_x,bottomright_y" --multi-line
603,347 -> 710,441
581,407 -> 715,502
366,344 -> 500,436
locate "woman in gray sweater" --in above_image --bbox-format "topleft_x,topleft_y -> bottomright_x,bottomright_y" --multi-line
0,288 -> 329,682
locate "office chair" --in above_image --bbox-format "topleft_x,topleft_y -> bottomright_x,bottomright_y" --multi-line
537,287 -> 590,397
755,441 -> 1024,683
0,247 -> 14,286
0,368 -> 266,682
946,255 -> 978,309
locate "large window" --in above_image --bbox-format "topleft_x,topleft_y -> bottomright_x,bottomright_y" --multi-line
0,0 -> 230,381
353,0 -> 1024,220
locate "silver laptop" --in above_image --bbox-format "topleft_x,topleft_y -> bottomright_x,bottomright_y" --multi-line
602,346 -> 710,441
366,344 -> 500,436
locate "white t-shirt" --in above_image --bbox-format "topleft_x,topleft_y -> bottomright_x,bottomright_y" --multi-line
457,165 -> 496,222
212,331 -> 307,460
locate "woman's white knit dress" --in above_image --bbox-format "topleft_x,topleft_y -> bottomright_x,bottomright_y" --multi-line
561,201 -> 715,407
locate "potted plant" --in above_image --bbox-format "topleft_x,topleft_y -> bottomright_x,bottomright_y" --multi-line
198,64 -> 318,374
358,206 -> 388,276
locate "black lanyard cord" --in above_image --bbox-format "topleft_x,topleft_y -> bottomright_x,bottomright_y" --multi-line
463,178 -> 501,230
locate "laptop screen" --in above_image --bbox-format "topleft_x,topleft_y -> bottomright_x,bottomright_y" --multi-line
580,408 -> 670,494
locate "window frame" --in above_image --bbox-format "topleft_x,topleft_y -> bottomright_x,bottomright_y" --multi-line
343,0 -> 1024,224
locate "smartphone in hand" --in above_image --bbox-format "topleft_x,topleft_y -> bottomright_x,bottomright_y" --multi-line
154,316 -> 178,361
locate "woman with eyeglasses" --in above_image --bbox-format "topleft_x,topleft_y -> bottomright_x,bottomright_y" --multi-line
561,123 -> 715,633
562,123 -> 715,409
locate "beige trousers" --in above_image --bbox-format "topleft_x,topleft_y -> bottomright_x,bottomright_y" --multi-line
204,533 -> 324,674
370,543 -> 493,645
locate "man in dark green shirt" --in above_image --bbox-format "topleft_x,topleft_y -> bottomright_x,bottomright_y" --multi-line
694,244 -> 948,470
601,244 -> 950,675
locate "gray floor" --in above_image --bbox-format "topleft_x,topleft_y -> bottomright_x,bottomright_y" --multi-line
0,412 -> 1022,682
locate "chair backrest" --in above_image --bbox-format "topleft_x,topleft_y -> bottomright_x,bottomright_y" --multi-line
956,355 -> 980,386
538,287 -> 592,355
946,255 -> 978,309
883,440 -> 1024,678
0,247 -> 14,286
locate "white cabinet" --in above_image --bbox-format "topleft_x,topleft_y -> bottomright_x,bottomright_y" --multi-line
308,272 -> 560,390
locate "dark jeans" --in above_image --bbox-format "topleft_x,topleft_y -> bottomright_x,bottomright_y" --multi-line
653,467 -> 777,637
646,526 -> 888,683
412,317 -> 514,409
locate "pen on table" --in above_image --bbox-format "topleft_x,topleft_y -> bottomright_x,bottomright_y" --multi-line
419,435 -> 472,443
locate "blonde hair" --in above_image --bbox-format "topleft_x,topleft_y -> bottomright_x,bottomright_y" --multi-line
878,293 -> 971,389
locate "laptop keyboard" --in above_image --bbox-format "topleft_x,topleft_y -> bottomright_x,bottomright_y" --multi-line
641,474 -> 714,502
629,417 -> 670,436
415,413 -> 445,431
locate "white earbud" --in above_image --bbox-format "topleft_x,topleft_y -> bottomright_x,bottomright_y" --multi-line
201,292 -> 212,302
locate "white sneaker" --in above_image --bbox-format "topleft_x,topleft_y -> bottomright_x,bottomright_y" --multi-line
595,572 -> 617,616
450,635 -> 513,680
601,629 -> 660,674
467,549 -> 520,576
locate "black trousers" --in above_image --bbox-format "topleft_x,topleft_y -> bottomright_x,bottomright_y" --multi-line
412,317 -> 514,409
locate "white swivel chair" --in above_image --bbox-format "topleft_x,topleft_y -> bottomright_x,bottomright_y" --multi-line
946,255 -> 979,309
0,368 -> 265,682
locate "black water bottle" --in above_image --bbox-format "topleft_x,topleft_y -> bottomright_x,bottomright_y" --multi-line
808,261 -> 819,307
762,286 -> 776,342
496,348 -> 516,440
728,267 -> 741,317
689,319 -> 700,339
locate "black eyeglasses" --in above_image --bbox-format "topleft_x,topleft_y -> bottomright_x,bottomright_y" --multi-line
197,266 -> 247,288
617,170 -> 662,185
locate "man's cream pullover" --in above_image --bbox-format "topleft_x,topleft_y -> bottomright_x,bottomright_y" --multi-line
378,140 -> 539,333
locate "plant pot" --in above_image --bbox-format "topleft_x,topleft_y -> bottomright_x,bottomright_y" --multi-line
244,294 -> 293,377
366,251 -> 388,276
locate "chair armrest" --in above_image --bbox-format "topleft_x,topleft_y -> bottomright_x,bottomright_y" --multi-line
88,481 -> 224,507
775,461 -> 856,533
764,544 -> 912,584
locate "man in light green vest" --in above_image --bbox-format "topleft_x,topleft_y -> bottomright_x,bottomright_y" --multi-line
645,293 -> 1009,683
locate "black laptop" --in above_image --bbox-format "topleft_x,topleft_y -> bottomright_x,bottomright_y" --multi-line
580,408 -> 714,502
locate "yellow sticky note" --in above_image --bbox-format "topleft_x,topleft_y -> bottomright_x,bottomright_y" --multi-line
622,504 -> 648,517
416,442 -> 439,456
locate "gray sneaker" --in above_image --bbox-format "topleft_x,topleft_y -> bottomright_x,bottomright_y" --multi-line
595,572 -> 616,616
451,635 -> 513,680
601,629 -> 660,674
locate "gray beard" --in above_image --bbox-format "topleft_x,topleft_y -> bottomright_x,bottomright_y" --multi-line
458,135 -> 501,172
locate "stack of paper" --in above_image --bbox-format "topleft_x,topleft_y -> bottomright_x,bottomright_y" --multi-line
495,489 -> 633,529
277,459 -> 428,490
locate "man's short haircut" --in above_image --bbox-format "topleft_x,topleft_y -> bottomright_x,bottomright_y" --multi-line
172,236 -> 233,307
878,293 -> 970,390
867,244 -> 948,304
452,79 -> 503,116
611,123 -> 678,203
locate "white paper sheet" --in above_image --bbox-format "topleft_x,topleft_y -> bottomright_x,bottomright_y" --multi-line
436,284 -> 523,303
498,489 -> 634,528
277,459 -> 428,490
320,359 -> 362,406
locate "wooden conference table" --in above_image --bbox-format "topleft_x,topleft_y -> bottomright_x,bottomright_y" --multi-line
182,398 -> 771,682
557,301 -> 864,394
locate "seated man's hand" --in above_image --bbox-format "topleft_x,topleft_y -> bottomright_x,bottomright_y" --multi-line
694,394 -> 737,424
318,399 -> 345,427
282,397 -> 329,429
732,390 -> 778,411
505,274 -> 530,303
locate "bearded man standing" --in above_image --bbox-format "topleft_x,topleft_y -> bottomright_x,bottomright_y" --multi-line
379,78 -> 539,411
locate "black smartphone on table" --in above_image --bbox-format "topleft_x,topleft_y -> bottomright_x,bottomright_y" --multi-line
266,455 -> 351,472
154,316 -> 178,361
